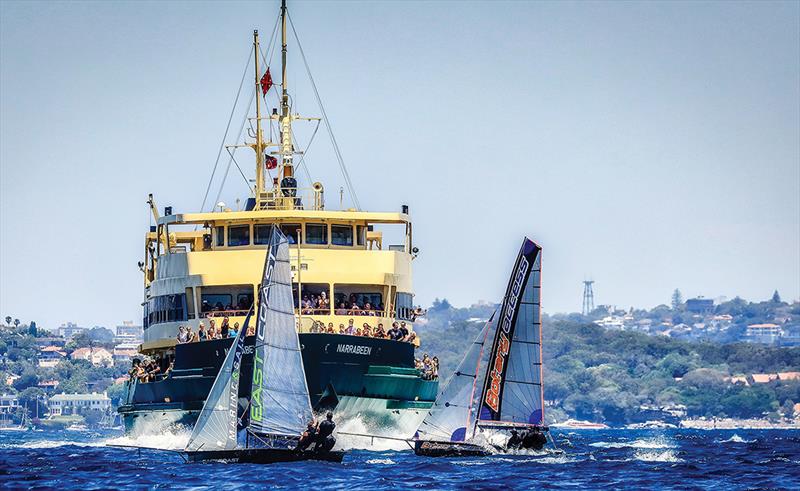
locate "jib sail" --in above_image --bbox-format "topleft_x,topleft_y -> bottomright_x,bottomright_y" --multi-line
416,315 -> 495,443
185,312 -> 250,452
478,237 -> 544,426
248,226 -> 313,437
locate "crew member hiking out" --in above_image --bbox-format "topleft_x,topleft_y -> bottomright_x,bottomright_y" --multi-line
314,412 -> 336,453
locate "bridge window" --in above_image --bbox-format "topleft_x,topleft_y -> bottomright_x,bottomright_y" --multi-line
331,225 -> 353,246
228,225 -> 250,247
305,223 -> 327,245
396,292 -> 414,321
215,226 -> 224,247
280,224 -> 301,244
356,225 -> 366,246
144,293 -> 187,328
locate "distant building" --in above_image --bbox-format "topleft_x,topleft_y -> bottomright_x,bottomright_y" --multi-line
70,347 -> 113,367
594,316 -> 625,329
57,322 -> 86,339
777,372 -> 800,382
780,325 -> 800,347
112,345 -> 138,364
686,297 -> 714,313
750,373 -> 779,384
114,321 -> 143,345
746,323 -> 783,344
48,392 -> 111,416
38,346 -> 67,368
37,380 -> 60,390
0,394 -> 19,415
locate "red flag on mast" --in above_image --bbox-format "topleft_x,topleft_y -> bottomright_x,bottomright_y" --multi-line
260,68 -> 273,95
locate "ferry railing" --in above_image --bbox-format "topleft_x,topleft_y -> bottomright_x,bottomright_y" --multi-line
256,187 -> 324,211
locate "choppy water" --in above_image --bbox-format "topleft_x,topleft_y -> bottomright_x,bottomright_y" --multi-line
1,428 -> 799,489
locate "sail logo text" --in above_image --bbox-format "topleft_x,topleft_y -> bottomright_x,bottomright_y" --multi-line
336,344 -> 372,356
500,256 -> 529,334
485,333 -> 510,412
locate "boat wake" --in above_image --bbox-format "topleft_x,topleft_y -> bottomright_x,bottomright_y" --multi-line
2,439 -> 105,449
104,428 -> 191,451
632,449 -> 683,463
335,417 -> 410,451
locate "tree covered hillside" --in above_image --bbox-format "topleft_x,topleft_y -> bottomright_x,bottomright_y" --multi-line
415,301 -> 800,425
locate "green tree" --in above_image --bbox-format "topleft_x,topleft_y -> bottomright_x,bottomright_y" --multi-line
771,290 -> 782,303
4,316 -> 10,326
13,319 -> 20,329
671,289 -> 683,310
28,322 -> 37,336
13,367 -> 39,391
106,383 -> 128,406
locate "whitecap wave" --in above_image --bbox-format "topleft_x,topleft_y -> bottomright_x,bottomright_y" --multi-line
589,438 -> 675,450
10,439 -> 105,449
719,434 -> 754,444
335,417 -> 409,451
366,458 -> 396,465
633,449 -> 682,463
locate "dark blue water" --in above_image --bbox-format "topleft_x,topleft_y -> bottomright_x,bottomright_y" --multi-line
1,428 -> 798,489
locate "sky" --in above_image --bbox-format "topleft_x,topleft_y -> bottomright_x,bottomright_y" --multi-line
1,0 -> 798,329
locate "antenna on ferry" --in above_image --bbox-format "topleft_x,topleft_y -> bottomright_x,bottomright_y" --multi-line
279,0 -> 294,189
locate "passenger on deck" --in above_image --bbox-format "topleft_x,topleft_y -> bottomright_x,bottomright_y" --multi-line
128,359 -> 142,380
406,332 -> 417,345
374,323 -> 386,338
346,319 -> 355,335
387,322 -> 401,341
187,326 -> 198,343
163,360 -> 174,379
327,322 -> 335,334
246,324 -> 256,337
362,323 -> 372,337
349,304 -> 361,316
230,322 -> 239,337
319,291 -> 330,311
338,323 -> 345,334
208,319 -> 217,338
335,303 -> 347,315
355,327 -> 362,337
398,322 -> 409,341
197,322 -> 207,341
220,317 -> 230,338
176,326 -> 189,344
363,303 -> 374,316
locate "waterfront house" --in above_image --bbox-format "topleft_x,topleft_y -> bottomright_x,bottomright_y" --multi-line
48,392 -> 111,416
0,394 -> 19,415
70,347 -> 113,367
745,323 -> 783,344
38,346 -> 67,368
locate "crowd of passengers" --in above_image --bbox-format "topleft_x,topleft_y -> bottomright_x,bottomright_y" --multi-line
175,317 -> 252,343
128,355 -> 174,384
309,319 -> 417,343
415,353 -> 439,381
302,292 -> 427,320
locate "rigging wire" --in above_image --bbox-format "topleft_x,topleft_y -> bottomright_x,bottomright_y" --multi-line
287,11 -> 361,210
200,45 -> 254,213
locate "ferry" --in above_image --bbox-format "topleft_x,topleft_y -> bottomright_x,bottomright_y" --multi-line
118,0 -> 437,437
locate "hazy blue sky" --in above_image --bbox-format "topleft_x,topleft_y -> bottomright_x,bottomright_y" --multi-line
1,0 -> 798,329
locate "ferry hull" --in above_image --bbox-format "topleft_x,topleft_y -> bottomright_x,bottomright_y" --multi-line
119,333 -> 437,437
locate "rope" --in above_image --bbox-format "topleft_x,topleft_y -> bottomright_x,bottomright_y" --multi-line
287,11 -> 361,210
200,45 -> 254,213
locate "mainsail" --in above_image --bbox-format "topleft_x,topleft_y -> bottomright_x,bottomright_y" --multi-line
479,238 -> 544,426
416,315 -> 494,443
248,226 -> 313,437
185,313 -> 249,452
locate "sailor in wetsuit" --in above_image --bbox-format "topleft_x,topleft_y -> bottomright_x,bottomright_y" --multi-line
520,426 -> 547,450
314,412 -> 336,453
295,421 -> 317,452
506,429 -> 522,450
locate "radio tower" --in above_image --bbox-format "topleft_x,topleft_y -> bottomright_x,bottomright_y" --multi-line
582,280 -> 595,315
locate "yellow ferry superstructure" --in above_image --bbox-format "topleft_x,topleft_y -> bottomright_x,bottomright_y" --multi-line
120,1 -> 437,437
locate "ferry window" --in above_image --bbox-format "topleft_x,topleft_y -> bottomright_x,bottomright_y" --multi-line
356,225 -> 366,246
254,224 -> 271,245
201,294 -> 232,312
331,225 -> 353,246
333,285 -> 384,315
215,226 -> 225,247
305,223 -> 327,245
236,293 -> 254,311
228,225 -> 250,247
292,283 -> 331,314
396,292 -> 414,321
280,224 -> 301,244
144,293 -> 187,327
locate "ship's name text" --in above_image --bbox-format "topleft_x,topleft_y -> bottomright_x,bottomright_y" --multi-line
336,344 -> 372,356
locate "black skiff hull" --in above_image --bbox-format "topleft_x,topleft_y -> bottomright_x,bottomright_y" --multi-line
185,448 -> 345,464
413,440 -> 491,457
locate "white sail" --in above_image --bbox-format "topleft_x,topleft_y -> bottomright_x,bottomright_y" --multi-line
248,226 -> 313,437
185,319 -> 248,452
416,316 -> 494,443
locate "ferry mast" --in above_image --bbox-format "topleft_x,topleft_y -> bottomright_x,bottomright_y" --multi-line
252,0 -> 312,211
